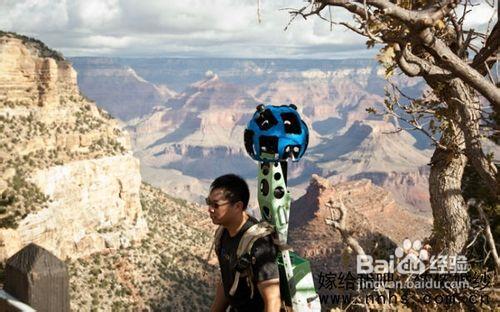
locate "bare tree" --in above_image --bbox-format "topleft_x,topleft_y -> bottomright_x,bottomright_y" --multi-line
287,0 -> 499,255
325,198 -> 366,256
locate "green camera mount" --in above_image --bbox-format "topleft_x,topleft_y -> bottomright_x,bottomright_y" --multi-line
257,155 -> 320,311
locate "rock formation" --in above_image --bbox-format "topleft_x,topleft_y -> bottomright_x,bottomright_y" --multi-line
118,61 -> 432,213
127,74 -> 266,203
0,32 -> 147,261
68,184 -> 217,311
289,174 -> 432,273
71,57 -> 176,121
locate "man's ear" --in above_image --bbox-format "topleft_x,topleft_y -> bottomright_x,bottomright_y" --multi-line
234,201 -> 244,211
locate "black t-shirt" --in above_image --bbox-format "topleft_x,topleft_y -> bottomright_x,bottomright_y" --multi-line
216,216 -> 279,312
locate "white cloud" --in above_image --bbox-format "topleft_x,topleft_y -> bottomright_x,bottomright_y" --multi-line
0,0 -> 366,58
71,0 -> 121,30
0,0 -> 68,32
83,35 -> 132,48
0,0 -> 495,59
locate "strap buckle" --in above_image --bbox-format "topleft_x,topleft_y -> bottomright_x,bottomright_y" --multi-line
234,252 -> 252,272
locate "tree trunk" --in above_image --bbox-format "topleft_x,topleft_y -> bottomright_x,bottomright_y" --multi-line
447,79 -> 499,200
429,145 -> 469,255
424,76 -> 474,255
427,78 -> 471,255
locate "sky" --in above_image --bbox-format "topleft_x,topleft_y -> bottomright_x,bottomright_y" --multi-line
0,0 -> 496,59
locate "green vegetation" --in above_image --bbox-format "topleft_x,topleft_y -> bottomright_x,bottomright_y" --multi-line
0,161 -> 49,229
0,31 -> 64,61
67,183 -> 217,310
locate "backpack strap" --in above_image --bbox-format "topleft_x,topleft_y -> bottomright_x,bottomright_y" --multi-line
207,226 -> 225,262
229,222 -> 274,297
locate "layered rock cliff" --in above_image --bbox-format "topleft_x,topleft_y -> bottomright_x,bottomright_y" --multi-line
123,64 -> 432,213
73,58 -> 176,121
0,32 -> 147,261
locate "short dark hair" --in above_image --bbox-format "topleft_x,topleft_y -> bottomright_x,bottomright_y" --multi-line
210,174 -> 250,210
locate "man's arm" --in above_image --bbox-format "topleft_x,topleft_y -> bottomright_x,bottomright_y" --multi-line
257,278 -> 281,312
252,235 -> 281,312
210,279 -> 229,312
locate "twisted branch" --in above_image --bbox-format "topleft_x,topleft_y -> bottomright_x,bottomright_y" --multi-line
325,198 -> 366,256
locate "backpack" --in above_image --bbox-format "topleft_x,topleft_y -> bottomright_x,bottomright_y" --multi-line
209,221 -> 276,298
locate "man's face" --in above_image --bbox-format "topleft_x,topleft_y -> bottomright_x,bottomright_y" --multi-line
207,188 -> 237,225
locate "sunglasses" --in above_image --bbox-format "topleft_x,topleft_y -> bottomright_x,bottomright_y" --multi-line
205,198 -> 231,209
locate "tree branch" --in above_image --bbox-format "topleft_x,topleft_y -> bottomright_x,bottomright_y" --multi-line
383,83 -> 449,150
447,79 -> 500,199
477,203 -> 500,274
313,0 -> 500,112
322,0 -> 459,27
321,0 -> 367,18
394,43 -> 422,76
471,21 -> 500,76
418,27 -> 500,110
396,43 -> 451,77
458,29 -> 474,59
325,198 -> 366,256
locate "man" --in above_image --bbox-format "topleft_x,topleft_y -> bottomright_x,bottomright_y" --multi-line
208,174 -> 281,312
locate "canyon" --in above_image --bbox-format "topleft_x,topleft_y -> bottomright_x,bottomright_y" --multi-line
0,33 -> 438,310
72,57 -> 433,215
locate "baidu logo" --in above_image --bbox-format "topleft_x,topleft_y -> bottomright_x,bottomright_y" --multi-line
394,239 -> 428,274
356,238 -> 468,275
357,238 -> 427,274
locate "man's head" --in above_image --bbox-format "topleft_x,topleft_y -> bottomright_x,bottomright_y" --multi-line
207,174 -> 250,226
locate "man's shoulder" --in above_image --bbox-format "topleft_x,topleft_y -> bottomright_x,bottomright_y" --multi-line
250,233 -> 279,283
217,216 -> 272,251
248,224 -> 277,260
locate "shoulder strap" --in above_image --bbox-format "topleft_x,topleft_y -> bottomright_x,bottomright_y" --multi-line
236,222 -> 274,258
214,226 -> 225,254
207,226 -> 225,262
229,221 -> 274,297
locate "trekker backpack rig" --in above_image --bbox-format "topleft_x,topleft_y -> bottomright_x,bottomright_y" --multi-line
244,104 -> 321,311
